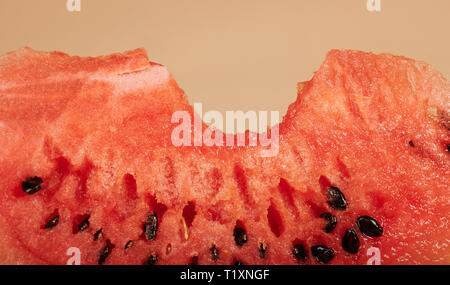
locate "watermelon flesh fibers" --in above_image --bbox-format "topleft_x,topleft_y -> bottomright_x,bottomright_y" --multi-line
0,48 -> 448,265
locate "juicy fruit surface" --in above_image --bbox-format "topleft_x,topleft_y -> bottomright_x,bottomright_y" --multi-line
0,48 -> 449,265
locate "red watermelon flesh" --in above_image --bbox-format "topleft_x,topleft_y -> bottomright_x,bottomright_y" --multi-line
0,47 -> 448,265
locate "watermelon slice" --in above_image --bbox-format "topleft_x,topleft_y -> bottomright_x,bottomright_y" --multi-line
0,47 -> 448,265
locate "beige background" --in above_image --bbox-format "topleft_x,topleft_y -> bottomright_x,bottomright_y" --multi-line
0,0 -> 449,120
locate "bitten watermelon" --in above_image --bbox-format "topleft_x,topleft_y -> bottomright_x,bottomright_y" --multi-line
0,48 -> 448,265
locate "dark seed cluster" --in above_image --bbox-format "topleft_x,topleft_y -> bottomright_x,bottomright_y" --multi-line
319,212 -> 337,233
25,174 -> 385,265
22,177 -> 43,195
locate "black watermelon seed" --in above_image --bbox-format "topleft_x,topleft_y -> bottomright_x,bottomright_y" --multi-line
189,256 -> 199,265
357,216 -> 383,237
234,260 -> 244,265
77,216 -> 90,232
44,215 -> 59,229
342,229 -> 360,254
22,177 -> 43,195
409,141 -> 415,147
292,244 -> 307,262
124,240 -> 134,250
94,229 -> 103,241
259,242 -> 267,259
210,245 -> 219,261
447,144 -> 450,152
144,212 -> 158,241
326,186 -> 348,210
311,245 -> 335,264
233,227 -> 248,246
319,212 -> 338,233
98,245 -> 111,265
144,253 -> 158,265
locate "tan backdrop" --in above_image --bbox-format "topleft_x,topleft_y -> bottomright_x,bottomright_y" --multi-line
1,0 -> 449,121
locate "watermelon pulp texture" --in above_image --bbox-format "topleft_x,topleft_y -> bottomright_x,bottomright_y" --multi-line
0,48 -> 448,265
